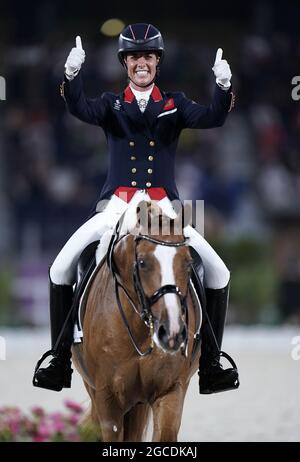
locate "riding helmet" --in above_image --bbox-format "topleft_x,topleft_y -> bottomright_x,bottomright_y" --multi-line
118,23 -> 164,66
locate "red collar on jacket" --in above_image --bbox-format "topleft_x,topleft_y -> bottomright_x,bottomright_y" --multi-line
123,85 -> 163,103
114,186 -> 167,202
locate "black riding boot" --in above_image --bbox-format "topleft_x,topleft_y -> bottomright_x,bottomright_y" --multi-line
33,280 -> 74,392
199,283 -> 240,394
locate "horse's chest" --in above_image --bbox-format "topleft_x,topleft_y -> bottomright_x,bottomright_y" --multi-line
110,354 -> 181,407
139,354 -> 183,393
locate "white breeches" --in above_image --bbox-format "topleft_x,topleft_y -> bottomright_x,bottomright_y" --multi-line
50,191 -> 230,289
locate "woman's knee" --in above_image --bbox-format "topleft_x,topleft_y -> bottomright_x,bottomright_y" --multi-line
207,261 -> 230,289
49,261 -> 73,286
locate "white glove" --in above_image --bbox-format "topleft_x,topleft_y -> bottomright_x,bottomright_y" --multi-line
64,36 -> 85,81
212,48 -> 232,89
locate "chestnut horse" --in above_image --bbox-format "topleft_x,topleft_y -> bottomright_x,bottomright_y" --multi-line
73,201 -> 201,442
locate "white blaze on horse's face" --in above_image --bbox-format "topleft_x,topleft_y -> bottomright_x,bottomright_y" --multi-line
153,245 -> 182,342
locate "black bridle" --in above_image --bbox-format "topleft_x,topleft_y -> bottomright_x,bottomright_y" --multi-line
106,219 -> 190,357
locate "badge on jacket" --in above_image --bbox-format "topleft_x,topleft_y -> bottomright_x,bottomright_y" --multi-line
158,98 -> 177,118
114,99 -> 121,111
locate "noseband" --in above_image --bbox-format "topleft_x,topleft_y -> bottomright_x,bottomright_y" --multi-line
106,220 -> 189,356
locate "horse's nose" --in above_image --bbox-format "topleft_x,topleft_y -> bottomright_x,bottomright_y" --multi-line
179,324 -> 187,343
157,323 -> 169,346
157,322 -> 187,352
176,324 -> 187,349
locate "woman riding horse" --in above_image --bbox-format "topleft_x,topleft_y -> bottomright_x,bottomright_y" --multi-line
33,23 -> 239,395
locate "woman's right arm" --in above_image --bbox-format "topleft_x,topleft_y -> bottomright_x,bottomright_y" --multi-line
61,36 -> 108,127
60,74 -> 108,127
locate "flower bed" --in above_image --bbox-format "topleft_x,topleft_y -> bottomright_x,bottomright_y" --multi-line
0,400 -> 98,442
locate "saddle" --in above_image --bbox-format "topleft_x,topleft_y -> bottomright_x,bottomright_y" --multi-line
72,240 -> 100,342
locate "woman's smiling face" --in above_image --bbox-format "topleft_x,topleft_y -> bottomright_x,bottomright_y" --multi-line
125,52 -> 159,90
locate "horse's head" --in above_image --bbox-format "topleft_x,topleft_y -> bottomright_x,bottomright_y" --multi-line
113,200 -> 193,354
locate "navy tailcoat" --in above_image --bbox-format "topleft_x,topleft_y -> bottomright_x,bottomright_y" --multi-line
60,74 -> 235,203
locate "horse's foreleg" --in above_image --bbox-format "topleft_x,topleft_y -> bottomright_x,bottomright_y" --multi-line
123,403 -> 151,442
151,385 -> 187,442
81,384 -> 102,441
94,391 -> 125,442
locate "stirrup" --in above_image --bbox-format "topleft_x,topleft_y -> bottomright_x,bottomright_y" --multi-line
199,350 -> 240,394
33,349 -> 56,374
217,350 -> 238,369
33,349 -> 72,391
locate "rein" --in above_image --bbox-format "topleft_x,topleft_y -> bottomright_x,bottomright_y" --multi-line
106,217 -> 190,357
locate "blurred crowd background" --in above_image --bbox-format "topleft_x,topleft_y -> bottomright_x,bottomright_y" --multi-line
0,0 -> 300,326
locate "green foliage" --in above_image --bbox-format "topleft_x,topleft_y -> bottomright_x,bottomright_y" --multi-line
0,264 -> 14,325
210,237 -> 278,324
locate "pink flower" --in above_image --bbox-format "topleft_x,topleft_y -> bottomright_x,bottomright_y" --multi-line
64,400 -> 83,414
33,435 -> 46,442
0,404 -> 83,442
7,419 -> 20,435
68,414 -> 80,425
37,422 -> 51,439
23,416 -> 35,434
49,412 -> 63,422
66,432 -> 81,442
50,414 -> 65,433
2,407 -> 21,419
31,406 -> 45,417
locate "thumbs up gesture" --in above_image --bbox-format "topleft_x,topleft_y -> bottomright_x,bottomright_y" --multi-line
212,48 -> 232,89
64,36 -> 86,81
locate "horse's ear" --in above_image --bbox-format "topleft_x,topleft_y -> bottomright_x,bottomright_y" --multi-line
183,202 -> 193,227
136,201 -> 163,235
173,202 -> 193,233
136,201 -> 152,233
136,200 -> 149,219
121,200 -> 152,235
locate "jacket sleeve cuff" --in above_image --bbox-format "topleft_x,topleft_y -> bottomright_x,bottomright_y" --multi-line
60,72 -> 83,103
215,83 -> 235,113
216,80 -> 231,91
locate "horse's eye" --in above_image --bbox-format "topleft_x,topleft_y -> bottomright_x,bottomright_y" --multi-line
138,259 -> 146,269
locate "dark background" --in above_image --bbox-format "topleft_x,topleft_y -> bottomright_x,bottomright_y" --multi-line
0,0 -> 300,326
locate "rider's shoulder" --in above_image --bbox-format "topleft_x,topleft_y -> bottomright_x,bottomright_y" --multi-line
100,92 -> 117,100
97,92 -> 122,108
163,91 -> 187,102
